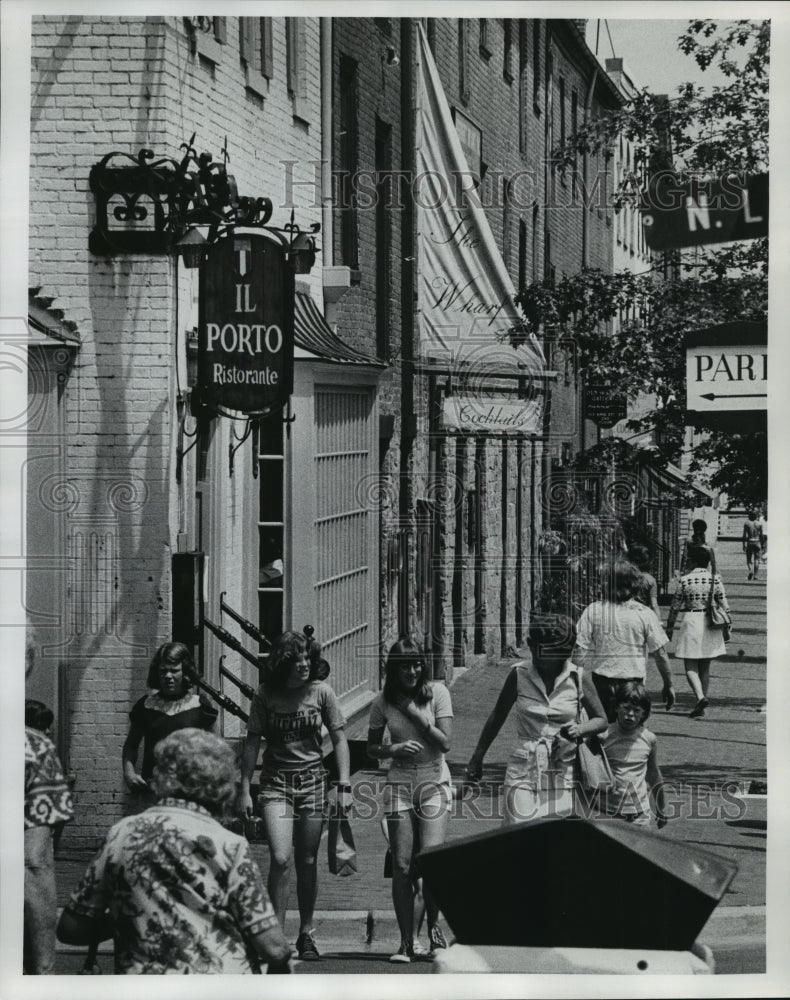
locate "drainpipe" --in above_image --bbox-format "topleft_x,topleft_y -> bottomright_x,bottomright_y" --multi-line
398,17 -> 415,637
580,65 -> 597,455
320,18 -> 333,265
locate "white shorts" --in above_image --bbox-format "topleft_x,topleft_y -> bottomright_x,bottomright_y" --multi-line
383,759 -> 452,817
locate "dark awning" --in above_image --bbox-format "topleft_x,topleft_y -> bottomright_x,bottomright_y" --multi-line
294,291 -> 385,368
28,288 -> 81,346
645,460 -> 714,503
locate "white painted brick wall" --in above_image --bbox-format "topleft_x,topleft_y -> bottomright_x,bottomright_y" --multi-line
30,15 -> 322,847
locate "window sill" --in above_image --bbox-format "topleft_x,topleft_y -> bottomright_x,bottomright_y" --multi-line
194,33 -> 223,65
291,94 -> 311,127
244,65 -> 269,100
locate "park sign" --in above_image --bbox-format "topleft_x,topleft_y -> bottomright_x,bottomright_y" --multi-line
641,173 -> 767,251
685,321 -> 766,431
199,232 -> 294,415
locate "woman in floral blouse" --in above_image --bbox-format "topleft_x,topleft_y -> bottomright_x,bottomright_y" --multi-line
666,544 -> 731,718
58,729 -> 292,974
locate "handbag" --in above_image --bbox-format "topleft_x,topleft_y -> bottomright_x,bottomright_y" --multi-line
571,668 -> 614,792
706,574 -> 732,629
327,808 -> 357,877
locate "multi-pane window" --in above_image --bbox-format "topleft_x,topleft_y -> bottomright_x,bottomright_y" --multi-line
240,17 -> 273,97
532,20 -> 541,112
190,15 -> 227,65
338,54 -> 359,269
518,21 -> 528,153
571,89 -> 578,179
503,19 -> 514,83
314,387 -> 375,696
458,20 -> 470,104
518,217 -> 528,292
375,118 -> 392,360
559,77 -> 566,147
258,415 -> 284,647
286,18 -> 309,122
479,19 -> 491,59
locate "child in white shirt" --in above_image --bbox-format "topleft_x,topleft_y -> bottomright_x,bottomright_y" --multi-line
603,682 -> 668,828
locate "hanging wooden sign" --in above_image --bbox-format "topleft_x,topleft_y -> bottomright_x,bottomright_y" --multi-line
198,232 -> 294,415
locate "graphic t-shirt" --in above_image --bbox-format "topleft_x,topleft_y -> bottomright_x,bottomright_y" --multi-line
247,680 -> 345,770
368,682 -> 453,766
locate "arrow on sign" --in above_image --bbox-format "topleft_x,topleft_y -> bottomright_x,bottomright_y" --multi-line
699,393 -> 767,401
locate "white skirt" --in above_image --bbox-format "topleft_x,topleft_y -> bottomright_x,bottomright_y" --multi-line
673,610 -> 726,660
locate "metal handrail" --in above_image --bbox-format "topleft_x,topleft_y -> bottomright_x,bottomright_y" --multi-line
220,592 -> 272,650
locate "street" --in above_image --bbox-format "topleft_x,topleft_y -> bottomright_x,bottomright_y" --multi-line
52,539 -> 765,975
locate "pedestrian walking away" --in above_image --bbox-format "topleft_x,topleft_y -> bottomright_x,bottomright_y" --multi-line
122,641 -> 218,799
602,682 -> 669,828
680,519 -> 718,578
742,508 -> 764,580
237,630 -> 351,962
465,614 -> 607,825
756,507 -> 767,564
58,729 -> 292,973
666,544 -> 731,718
367,636 -> 453,964
628,544 -> 660,620
573,561 -> 675,721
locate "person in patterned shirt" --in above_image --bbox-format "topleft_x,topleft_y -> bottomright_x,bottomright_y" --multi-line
24,721 -> 74,973
666,543 -> 731,718
57,729 -> 292,974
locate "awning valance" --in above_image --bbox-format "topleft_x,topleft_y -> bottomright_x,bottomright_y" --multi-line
294,292 -> 385,368
28,289 -> 81,347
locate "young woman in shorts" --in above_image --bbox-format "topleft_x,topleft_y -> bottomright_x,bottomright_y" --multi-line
367,637 -> 453,963
238,631 -> 350,961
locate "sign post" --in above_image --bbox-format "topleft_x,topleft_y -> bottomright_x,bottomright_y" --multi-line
198,232 -> 294,416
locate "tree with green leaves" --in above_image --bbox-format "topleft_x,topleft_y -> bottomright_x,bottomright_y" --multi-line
518,19 -> 769,506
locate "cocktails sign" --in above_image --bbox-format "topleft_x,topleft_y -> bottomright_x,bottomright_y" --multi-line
199,233 -> 294,414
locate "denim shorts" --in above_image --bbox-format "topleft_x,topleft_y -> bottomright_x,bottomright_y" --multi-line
384,759 -> 452,817
257,763 -> 328,815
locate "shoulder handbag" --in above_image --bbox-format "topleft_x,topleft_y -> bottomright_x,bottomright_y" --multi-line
706,574 -> 732,629
571,668 -> 614,792
327,806 -> 357,877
